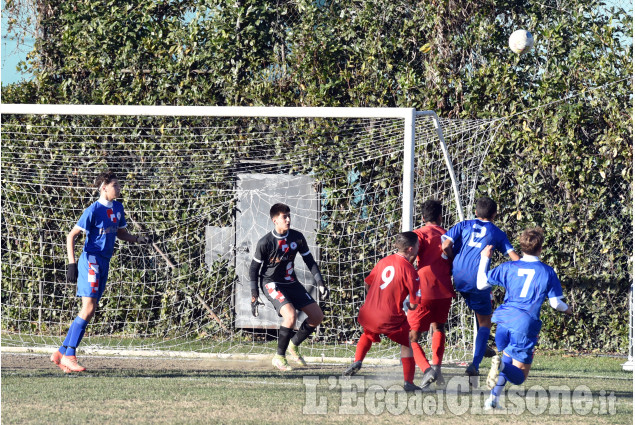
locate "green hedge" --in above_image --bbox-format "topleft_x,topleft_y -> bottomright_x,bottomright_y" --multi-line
1,0 -> 632,352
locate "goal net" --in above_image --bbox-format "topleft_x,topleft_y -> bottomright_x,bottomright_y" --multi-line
1,105 -> 500,363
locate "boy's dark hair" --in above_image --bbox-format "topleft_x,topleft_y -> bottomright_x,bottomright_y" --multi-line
422,200 -> 443,223
475,197 -> 497,220
519,227 -> 544,256
95,170 -> 118,188
394,231 -> 418,252
270,203 -> 291,219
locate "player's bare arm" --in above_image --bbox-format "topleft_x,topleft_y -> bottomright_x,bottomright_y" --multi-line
116,227 -> 151,244
441,238 -> 454,260
67,226 -> 83,264
476,245 -> 494,290
66,226 -> 83,283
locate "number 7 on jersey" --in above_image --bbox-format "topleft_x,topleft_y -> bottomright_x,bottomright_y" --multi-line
518,268 -> 535,298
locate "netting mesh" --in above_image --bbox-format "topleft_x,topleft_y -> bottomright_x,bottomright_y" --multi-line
1,110 -> 497,362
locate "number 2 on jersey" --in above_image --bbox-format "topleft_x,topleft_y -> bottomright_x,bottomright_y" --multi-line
380,266 -> 395,289
518,268 -> 535,298
467,224 -> 487,248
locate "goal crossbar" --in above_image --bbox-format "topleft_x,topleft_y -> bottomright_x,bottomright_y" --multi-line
1,104 -> 416,119
1,104 -> 497,361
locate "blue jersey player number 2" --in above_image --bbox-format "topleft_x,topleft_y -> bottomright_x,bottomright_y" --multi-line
441,197 -> 520,380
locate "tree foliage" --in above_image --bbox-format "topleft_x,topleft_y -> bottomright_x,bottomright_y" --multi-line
2,0 -> 632,352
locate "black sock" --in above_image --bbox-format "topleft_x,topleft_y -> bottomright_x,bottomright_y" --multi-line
290,319 -> 317,347
277,326 -> 294,356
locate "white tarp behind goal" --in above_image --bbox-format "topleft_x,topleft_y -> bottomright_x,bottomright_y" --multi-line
233,173 -> 319,329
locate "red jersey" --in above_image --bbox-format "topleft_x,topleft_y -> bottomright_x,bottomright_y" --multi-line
357,253 -> 421,334
413,224 -> 455,299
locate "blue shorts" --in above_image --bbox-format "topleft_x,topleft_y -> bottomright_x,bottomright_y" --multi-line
495,325 -> 538,364
460,291 -> 493,316
76,252 -> 110,300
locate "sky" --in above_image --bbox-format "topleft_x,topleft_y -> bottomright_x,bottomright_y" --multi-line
1,40 -> 33,86
1,3 -> 34,86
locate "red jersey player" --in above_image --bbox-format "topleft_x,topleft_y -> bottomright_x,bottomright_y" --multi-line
343,231 -> 431,392
408,199 -> 455,389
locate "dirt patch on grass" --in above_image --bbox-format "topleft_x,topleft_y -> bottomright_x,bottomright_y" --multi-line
1,351 -> 345,374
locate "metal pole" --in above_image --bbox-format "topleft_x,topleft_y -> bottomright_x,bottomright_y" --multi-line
416,111 -> 465,222
402,109 -> 416,231
38,230 -> 44,333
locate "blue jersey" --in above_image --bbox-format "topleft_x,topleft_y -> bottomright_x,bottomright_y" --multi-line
444,219 -> 514,293
76,199 -> 127,259
488,256 -> 564,336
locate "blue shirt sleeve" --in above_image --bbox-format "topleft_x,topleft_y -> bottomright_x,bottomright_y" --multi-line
495,229 -> 515,255
75,205 -> 93,232
444,222 -> 463,244
546,268 -> 564,299
486,263 -> 506,288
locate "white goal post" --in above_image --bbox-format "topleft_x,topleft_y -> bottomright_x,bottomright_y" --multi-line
0,104 -> 498,362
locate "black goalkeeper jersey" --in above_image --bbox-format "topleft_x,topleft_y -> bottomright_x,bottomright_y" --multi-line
252,229 -> 311,285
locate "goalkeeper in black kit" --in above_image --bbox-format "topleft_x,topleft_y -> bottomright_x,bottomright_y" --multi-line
250,203 -> 330,371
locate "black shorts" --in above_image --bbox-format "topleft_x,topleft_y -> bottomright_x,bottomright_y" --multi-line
261,281 -> 316,316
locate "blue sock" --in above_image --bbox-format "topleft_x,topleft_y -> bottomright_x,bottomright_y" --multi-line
60,321 -> 78,352
501,362 -> 525,385
492,373 -> 508,397
63,316 -> 88,357
472,326 -> 490,370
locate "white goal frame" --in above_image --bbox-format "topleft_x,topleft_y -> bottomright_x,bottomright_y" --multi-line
1,103 -> 493,363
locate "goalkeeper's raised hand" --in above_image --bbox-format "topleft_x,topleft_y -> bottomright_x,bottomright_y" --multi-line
317,280 -> 330,300
251,289 -> 264,317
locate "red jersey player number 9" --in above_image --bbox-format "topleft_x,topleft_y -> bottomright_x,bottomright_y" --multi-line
380,266 -> 395,289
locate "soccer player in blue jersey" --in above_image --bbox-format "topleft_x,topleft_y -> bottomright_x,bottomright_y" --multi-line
477,227 -> 573,410
441,197 -> 520,378
50,171 -> 151,373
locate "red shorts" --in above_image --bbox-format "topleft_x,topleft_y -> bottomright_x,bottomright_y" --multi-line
407,298 -> 452,332
362,320 -> 410,347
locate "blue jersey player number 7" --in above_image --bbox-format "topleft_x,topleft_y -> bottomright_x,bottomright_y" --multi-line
476,227 -> 573,411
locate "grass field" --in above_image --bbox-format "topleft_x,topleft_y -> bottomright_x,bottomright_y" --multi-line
2,351 -> 632,424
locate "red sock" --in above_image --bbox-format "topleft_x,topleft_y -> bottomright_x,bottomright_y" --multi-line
411,341 -> 431,372
354,334 -> 373,362
432,331 -> 446,365
402,356 -> 416,382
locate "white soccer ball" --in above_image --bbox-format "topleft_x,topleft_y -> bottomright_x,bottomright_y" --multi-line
508,29 -> 534,55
